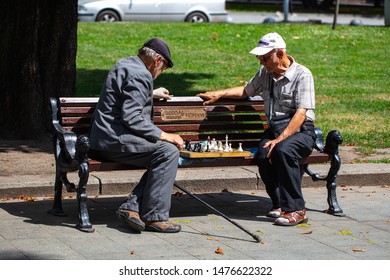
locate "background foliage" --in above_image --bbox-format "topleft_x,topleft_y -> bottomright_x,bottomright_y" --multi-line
77,23 -> 390,149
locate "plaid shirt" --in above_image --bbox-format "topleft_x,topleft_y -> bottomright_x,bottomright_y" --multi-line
244,56 -> 315,122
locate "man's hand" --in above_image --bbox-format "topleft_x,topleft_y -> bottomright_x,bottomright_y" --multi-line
263,138 -> 282,160
197,91 -> 220,105
160,131 -> 184,150
153,87 -> 172,100
197,86 -> 246,105
264,109 -> 308,160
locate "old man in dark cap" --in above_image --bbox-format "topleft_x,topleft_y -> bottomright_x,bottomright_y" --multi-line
89,38 -> 183,233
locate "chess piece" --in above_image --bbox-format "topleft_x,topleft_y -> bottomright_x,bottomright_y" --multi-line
201,141 -> 207,152
224,143 -> 230,153
195,143 -> 202,153
228,143 -> 233,152
206,142 -> 210,152
211,138 -> 217,151
218,141 -> 223,151
185,140 -> 191,150
238,143 -> 243,152
224,134 -> 229,151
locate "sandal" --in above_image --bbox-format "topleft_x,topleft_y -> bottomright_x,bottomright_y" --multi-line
266,208 -> 283,218
274,209 -> 308,226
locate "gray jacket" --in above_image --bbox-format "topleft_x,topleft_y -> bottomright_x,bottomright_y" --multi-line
89,56 -> 163,153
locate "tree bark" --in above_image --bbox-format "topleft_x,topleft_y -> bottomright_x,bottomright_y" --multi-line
0,0 -> 77,139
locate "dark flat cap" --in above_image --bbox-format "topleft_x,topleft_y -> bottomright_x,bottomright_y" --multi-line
143,38 -> 173,68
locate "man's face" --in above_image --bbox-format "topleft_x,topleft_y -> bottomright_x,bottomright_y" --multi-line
151,56 -> 168,80
256,50 -> 278,73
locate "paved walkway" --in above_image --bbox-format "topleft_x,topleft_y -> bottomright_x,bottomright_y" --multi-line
1,183 -> 389,260
0,163 -> 389,278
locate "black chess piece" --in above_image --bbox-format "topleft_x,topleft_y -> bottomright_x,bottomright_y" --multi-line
185,140 -> 191,151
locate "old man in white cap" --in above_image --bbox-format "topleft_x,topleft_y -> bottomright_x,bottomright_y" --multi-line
197,32 -> 316,226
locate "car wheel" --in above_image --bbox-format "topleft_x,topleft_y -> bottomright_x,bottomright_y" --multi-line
96,10 -> 121,22
186,12 -> 208,23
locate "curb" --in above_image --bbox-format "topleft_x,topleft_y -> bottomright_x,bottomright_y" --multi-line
0,164 -> 389,198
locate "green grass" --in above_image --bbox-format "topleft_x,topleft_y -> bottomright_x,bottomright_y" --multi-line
76,22 -> 390,149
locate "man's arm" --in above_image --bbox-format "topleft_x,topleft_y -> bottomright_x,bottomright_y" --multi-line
264,108 -> 307,158
197,86 -> 248,105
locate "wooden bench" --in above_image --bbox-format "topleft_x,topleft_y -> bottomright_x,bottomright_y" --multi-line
49,96 -> 344,232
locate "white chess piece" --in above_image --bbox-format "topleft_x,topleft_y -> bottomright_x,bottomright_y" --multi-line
224,134 -> 229,151
218,141 -> 223,151
228,143 -> 233,152
238,143 -> 243,152
211,138 -> 217,151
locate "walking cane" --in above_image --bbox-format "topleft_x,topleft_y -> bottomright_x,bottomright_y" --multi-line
174,181 -> 261,243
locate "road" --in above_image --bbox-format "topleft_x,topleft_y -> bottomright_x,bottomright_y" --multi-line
228,11 -> 385,26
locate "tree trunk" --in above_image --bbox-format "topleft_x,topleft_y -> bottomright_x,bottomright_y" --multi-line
0,0 -> 77,139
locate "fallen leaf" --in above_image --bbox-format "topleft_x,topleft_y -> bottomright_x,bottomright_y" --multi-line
130,250 -> 135,256
207,237 -> 215,241
386,220 -> 390,223
340,230 -> 353,235
353,248 -> 365,253
301,231 -> 313,234
215,247 -> 224,255
173,219 -> 191,225
381,185 -> 390,188
296,223 -> 311,228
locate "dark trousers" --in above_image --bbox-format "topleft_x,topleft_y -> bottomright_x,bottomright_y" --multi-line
257,126 -> 316,212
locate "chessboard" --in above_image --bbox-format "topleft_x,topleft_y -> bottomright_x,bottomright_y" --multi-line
180,149 -> 252,158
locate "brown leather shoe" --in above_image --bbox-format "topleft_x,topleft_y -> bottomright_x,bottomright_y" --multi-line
144,221 -> 181,233
274,209 -> 308,226
116,209 -> 145,232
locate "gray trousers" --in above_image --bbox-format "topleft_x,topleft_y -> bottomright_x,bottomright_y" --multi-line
90,141 -> 180,222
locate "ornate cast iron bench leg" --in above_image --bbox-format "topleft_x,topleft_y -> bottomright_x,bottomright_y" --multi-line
304,130 -> 345,216
76,160 -> 94,232
325,151 -> 344,216
74,136 -> 94,232
48,168 -> 67,217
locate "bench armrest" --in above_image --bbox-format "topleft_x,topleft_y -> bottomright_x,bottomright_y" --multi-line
49,97 -> 90,170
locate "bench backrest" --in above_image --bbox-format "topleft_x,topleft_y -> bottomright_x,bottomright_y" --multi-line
55,96 -> 267,150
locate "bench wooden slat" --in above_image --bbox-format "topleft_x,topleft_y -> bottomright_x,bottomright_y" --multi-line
60,107 -> 95,115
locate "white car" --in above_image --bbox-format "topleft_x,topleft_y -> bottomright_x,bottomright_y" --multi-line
78,0 -> 230,23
